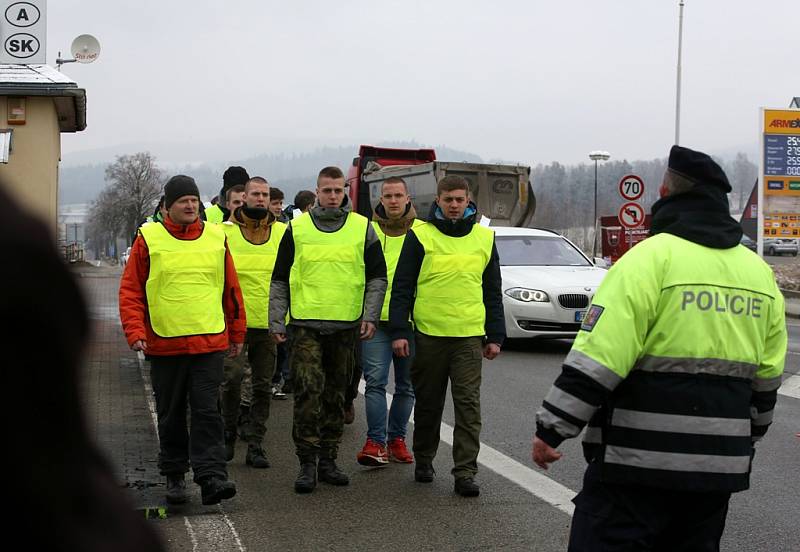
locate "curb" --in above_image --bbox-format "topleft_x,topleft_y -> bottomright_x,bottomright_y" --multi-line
780,288 -> 800,299
781,289 -> 800,319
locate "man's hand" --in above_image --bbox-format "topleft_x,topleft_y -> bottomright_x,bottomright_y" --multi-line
228,342 -> 244,358
360,321 -> 376,340
532,436 -> 563,470
483,343 -> 501,360
392,338 -> 410,358
131,340 -> 148,352
272,332 -> 287,344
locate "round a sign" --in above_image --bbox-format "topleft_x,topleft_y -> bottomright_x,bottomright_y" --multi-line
619,174 -> 645,201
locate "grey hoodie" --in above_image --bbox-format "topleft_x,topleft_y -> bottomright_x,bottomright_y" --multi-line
269,194 -> 387,334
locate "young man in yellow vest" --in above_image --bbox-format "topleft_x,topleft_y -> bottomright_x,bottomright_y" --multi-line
357,176 -> 422,466
532,146 -> 787,550
390,175 -> 505,497
119,175 -> 246,506
205,166 -> 249,223
220,177 -> 287,468
224,184 -> 246,217
270,166 -> 387,494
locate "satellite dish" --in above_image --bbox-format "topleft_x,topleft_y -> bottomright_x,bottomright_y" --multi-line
70,34 -> 100,64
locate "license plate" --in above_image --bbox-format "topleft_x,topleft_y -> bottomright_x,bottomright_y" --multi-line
575,311 -> 586,322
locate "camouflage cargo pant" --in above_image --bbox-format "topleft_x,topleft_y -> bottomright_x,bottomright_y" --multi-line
220,328 -> 276,445
291,326 -> 357,462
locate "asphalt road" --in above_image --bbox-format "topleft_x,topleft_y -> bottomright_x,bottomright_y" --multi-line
766,254 -> 799,266
150,324 -> 800,551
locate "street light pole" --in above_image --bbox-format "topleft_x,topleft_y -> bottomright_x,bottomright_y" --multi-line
675,0 -> 685,145
588,151 -> 611,259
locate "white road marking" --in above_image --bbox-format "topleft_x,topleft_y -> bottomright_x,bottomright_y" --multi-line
137,352 -> 245,551
358,380 -> 576,515
137,351 -> 159,431
183,517 -> 199,552
185,511 -> 246,552
778,374 -> 800,399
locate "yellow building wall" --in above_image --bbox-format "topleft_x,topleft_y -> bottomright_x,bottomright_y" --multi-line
0,96 -> 61,232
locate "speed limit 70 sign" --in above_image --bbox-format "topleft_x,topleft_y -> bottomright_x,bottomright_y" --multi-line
619,174 -> 644,201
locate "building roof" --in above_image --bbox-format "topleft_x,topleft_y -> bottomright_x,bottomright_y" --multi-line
0,64 -> 86,132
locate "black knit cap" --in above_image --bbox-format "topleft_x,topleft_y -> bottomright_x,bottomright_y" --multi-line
668,145 -> 731,193
164,175 -> 200,208
222,166 -> 250,191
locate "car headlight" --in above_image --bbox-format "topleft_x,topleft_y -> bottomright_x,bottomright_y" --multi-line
504,287 -> 550,302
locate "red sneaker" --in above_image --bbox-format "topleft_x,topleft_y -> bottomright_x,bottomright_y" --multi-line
357,439 -> 389,467
388,437 -> 414,463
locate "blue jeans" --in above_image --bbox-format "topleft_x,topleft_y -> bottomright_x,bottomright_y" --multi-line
361,327 -> 415,444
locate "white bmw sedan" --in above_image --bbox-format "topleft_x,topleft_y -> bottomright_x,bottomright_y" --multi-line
493,227 -> 608,339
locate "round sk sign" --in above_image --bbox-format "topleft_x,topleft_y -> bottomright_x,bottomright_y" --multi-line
4,32 -> 39,58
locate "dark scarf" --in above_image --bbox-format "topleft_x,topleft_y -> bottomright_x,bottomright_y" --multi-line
649,185 -> 742,249
373,202 -> 417,236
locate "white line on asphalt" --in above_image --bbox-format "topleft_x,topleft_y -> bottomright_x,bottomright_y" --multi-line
137,352 -> 245,551
185,511 -> 246,552
183,517 -> 198,552
358,380 -> 576,515
778,375 -> 800,399
137,351 -> 159,431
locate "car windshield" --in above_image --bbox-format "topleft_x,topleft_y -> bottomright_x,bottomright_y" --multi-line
496,235 -> 591,267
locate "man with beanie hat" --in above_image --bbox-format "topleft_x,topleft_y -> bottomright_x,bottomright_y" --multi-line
120,174 -> 247,506
219,176 -> 287,469
206,166 -> 250,223
532,146 -> 787,550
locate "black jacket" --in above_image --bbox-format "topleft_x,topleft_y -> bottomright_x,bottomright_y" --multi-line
388,202 -> 505,345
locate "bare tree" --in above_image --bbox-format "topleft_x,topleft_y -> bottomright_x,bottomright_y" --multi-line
87,152 -> 164,256
86,186 -> 127,258
105,152 -> 164,240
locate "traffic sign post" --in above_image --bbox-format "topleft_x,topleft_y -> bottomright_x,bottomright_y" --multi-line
618,202 -> 645,229
618,174 -> 644,201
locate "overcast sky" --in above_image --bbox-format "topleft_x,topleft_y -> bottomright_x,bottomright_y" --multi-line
50,0 -> 797,167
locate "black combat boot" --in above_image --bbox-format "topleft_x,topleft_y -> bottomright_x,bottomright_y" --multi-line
224,431 -> 237,462
246,444 -> 270,468
165,473 -> 188,505
317,458 -> 350,486
454,476 -> 480,497
237,404 -> 251,438
414,462 -> 435,483
200,476 -> 237,505
294,462 -> 317,494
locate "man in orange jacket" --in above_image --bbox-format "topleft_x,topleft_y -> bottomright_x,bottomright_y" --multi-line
119,175 -> 247,506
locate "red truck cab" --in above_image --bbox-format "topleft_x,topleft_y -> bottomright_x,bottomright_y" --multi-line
347,145 -> 436,218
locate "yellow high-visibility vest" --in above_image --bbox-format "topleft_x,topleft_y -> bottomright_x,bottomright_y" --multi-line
205,204 -> 224,223
412,222 -> 494,337
373,219 -> 423,322
224,221 -> 287,329
140,222 -> 226,337
289,212 -> 368,321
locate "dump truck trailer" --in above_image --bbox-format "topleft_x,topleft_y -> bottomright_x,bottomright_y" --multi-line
347,145 -> 535,226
